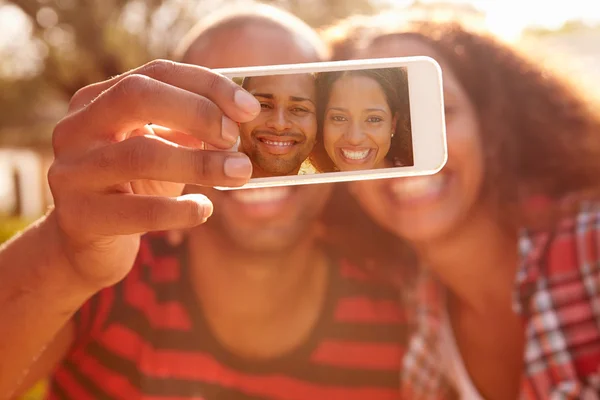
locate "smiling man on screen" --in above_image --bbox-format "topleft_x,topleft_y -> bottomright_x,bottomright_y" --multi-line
239,74 -> 318,177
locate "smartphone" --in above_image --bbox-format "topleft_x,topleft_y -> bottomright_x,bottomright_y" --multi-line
214,56 -> 447,189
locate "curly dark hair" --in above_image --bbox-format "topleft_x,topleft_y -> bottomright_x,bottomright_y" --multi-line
318,17 -> 600,268
310,67 -> 413,172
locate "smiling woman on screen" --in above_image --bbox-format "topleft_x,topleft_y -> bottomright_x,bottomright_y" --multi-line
311,67 -> 413,172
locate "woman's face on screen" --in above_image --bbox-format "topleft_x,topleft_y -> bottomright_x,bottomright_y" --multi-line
323,74 -> 396,171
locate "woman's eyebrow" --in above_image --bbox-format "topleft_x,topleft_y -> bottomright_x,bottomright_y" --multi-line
365,107 -> 387,113
327,106 -> 387,113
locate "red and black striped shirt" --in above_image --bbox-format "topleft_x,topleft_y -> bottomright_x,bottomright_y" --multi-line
48,232 -> 406,400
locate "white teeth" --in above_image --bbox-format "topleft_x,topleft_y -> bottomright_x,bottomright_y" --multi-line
341,149 -> 369,160
389,175 -> 446,199
230,187 -> 292,204
262,139 -> 294,147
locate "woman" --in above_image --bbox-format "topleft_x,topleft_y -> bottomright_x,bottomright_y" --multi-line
311,68 -> 413,172
322,17 -> 600,400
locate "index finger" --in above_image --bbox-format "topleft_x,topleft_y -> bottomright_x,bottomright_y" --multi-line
69,59 -> 260,123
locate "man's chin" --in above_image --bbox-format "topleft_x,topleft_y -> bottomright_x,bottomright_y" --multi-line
253,163 -> 300,177
250,151 -> 306,176
224,186 -> 297,219
223,226 -> 307,255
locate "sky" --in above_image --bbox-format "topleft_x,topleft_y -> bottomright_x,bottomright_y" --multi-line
382,0 -> 600,40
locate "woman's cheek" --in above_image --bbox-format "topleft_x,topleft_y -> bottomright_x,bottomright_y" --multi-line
323,126 -> 338,150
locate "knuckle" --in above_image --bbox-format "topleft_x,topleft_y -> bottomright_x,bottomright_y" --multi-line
51,120 -> 69,154
123,136 -> 157,175
143,59 -> 176,81
193,97 -> 217,124
68,86 -> 92,111
47,163 -> 67,194
112,74 -> 152,102
195,151 -> 225,182
68,94 -> 82,112
193,152 -> 210,178
94,145 -> 116,171
203,71 -> 222,92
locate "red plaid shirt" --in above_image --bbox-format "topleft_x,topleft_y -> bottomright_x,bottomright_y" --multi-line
399,201 -> 600,399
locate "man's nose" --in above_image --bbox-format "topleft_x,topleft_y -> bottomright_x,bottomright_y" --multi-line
266,107 -> 292,131
345,122 -> 366,145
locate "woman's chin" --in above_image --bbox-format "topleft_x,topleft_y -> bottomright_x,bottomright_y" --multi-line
378,172 -> 462,242
384,172 -> 449,204
388,216 -> 458,245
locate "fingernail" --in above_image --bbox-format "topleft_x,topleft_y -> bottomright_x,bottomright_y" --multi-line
234,89 -> 260,117
221,116 -> 239,143
224,156 -> 252,179
203,202 -> 214,220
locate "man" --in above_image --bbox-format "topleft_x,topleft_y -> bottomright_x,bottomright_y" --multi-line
239,74 -> 318,177
2,4 -> 404,400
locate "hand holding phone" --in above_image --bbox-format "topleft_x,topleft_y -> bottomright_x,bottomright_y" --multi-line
47,60 -> 259,290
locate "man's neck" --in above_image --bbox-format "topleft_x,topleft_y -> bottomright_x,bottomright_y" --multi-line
186,227 -> 329,359
417,206 -> 519,315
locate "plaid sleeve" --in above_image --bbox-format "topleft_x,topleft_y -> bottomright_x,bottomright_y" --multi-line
399,269 -> 459,400
515,201 -> 600,399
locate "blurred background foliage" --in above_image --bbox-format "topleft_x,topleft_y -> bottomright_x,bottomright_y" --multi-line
2,0 -> 599,148
0,214 -> 32,244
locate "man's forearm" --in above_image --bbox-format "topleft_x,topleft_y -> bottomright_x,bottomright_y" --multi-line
0,211 -> 95,398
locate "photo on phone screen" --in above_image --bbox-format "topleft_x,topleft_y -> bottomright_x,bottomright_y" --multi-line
215,57 -> 446,189
234,67 -> 413,178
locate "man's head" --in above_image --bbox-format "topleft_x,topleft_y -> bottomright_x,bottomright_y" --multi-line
174,3 -> 328,68
239,74 -> 317,176
177,3 -> 332,254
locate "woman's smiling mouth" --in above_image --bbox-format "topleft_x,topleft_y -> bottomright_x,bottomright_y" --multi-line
337,147 -> 375,166
341,148 -> 370,160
